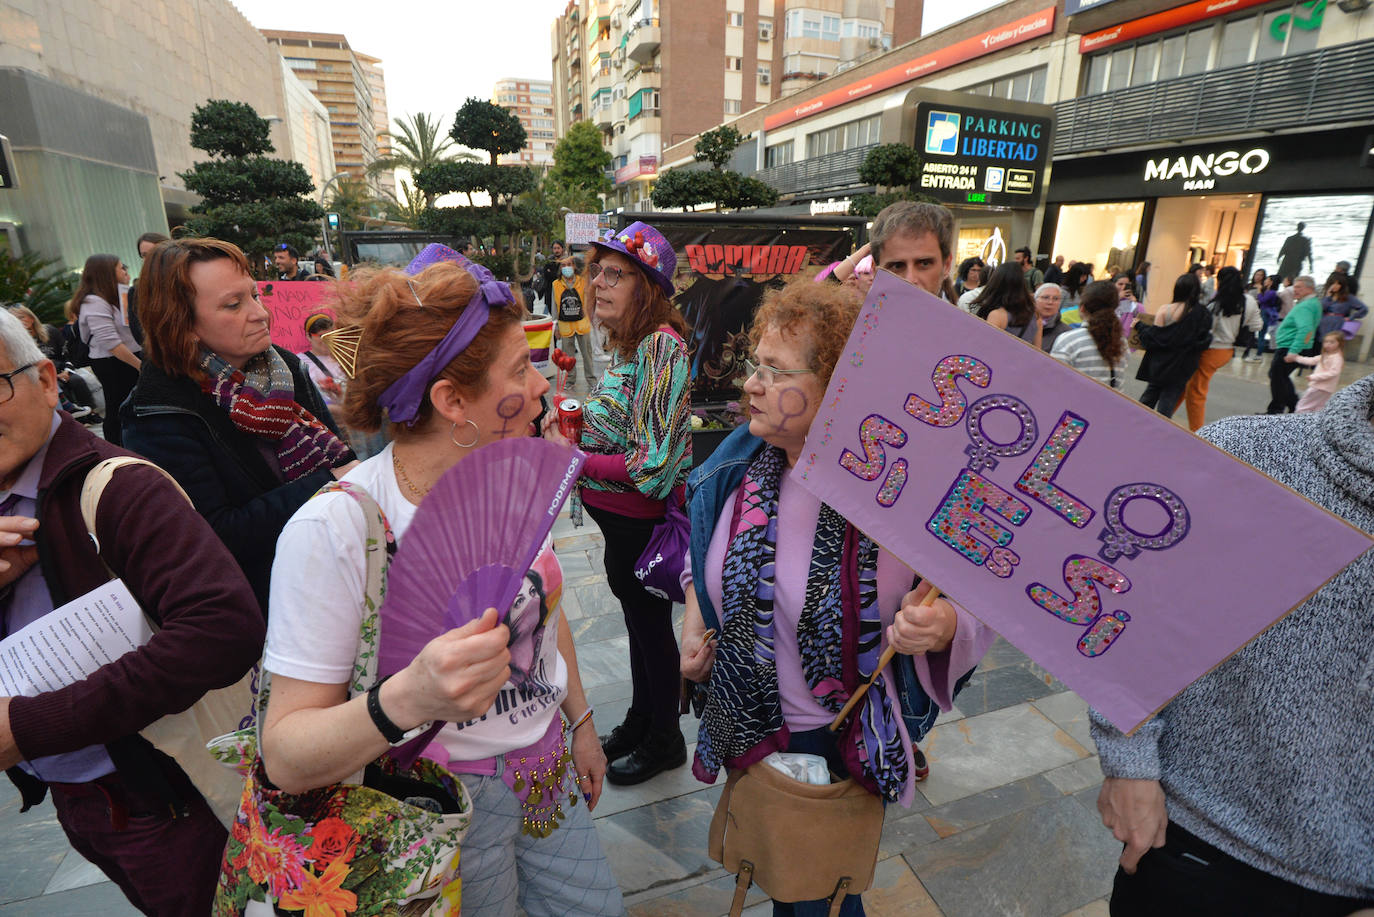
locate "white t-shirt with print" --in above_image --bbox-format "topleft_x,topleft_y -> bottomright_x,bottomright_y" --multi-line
265,442 -> 569,763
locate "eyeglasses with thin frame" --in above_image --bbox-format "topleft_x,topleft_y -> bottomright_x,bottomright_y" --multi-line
587,262 -> 625,287
0,363 -> 37,405
742,356 -> 813,387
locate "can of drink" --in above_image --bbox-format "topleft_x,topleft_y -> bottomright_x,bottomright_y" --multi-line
557,397 -> 583,444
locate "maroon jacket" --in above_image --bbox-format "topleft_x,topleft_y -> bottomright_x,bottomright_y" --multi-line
6,413 -> 263,806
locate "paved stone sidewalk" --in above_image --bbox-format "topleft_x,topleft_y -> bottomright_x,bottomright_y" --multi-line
2,358 -> 1368,916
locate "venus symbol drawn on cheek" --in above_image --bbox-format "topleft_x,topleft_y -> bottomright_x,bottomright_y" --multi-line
494,394 -> 525,437
1097,483 -> 1191,561
772,386 -> 808,435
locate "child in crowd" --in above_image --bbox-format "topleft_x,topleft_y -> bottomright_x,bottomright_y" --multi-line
1287,330 -> 1345,413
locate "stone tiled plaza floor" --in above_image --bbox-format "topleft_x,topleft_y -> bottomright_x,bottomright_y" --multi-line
1,355 -> 1369,915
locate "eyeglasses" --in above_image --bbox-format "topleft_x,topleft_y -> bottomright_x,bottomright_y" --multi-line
742,357 -> 813,387
0,363 -> 37,405
587,263 -> 625,287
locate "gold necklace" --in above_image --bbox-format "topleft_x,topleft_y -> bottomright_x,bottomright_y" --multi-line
391,450 -> 430,499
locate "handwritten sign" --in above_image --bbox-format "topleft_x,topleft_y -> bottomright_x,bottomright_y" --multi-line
794,272 -> 1372,733
259,281 -> 338,354
564,213 -> 601,246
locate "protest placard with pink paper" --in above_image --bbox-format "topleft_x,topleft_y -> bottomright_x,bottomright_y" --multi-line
259,281 -> 337,354
793,272 -> 1372,733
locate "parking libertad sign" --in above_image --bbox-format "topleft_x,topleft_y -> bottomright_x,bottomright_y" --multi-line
915,102 -> 1052,207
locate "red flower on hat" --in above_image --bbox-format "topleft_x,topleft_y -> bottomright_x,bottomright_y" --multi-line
624,231 -> 659,268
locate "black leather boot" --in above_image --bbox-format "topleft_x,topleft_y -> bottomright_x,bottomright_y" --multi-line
606,727 -> 687,786
599,709 -> 650,763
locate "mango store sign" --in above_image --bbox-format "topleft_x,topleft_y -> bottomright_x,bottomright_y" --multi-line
1142,146 -> 1271,192
794,272 -> 1371,733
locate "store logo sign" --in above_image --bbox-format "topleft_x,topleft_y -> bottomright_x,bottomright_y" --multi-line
1142,148 -> 1271,190
925,111 -> 961,155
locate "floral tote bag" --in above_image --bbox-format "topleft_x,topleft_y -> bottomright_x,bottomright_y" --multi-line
211,482 -> 472,917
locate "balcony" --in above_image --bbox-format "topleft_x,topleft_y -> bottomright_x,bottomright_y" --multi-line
626,18 -> 660,64
1054,40 -> 1374,156
752,144 -> 877,197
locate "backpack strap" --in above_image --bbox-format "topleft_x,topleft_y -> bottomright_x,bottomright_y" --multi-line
80,457 -> 191,571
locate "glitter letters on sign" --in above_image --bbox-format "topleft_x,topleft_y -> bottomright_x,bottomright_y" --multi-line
793,272 -> 1373,733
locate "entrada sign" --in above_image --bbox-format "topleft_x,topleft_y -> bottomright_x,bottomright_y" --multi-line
1143,147 -> 1271,191
916,103 -> 1050,206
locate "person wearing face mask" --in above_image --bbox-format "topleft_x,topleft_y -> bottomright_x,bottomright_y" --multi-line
552,256 -> 598,389
69,254 -> 142,445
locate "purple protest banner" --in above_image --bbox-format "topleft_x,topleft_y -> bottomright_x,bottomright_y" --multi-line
793,272 -> 1372,733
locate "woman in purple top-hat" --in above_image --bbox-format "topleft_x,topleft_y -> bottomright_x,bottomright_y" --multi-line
543,222 -> 694,785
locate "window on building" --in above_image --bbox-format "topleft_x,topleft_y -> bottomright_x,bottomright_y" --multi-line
728,11 -> 743,26
1181,25 -> 1215,74
805,114 -> 879,158
727,56 -> 742,70
725,100 -> 742,114
759,18 -> 773,39
1131,41 -> 1158,86
962,67 -> 1049,103
1217,15 -> 1256,69
822,15 -> 840,41
758,63 -> 771,82
319,62 -> 334,71
1107,46 -> 1133,89
764,140 -> 793,168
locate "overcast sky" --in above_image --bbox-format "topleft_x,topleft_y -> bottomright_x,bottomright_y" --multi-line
228,0 -> 1005,135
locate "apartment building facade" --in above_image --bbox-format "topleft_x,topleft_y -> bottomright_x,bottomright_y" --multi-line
263,30 -> 384,194
549,0 -> 922,212
358,53 -> 396,198
493,78 -> 558,168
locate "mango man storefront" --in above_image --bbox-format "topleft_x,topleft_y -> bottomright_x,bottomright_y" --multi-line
1041,128 -> 1374,312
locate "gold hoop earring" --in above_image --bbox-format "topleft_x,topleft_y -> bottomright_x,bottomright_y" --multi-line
451,419 -> 480,449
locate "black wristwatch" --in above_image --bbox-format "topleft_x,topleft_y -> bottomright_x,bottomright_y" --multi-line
366,678 -> 431,746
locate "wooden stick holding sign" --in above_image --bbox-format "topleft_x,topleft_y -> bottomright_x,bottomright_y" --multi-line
829,584 -> 942,732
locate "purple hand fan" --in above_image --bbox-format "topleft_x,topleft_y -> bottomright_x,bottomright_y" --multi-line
376,436 -> 585,765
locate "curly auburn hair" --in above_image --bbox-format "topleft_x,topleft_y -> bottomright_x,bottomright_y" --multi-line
333,262 -> 525,436
588,249 -> 687,361
748,278 -> 863,389
137,239 -> 256,379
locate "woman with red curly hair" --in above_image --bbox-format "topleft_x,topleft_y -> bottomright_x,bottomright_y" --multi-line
679,280 -> 992,916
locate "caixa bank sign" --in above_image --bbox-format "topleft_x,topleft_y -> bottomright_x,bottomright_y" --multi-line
1142,147 -> 1271,191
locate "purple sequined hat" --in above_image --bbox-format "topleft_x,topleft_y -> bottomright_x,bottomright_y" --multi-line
405,243 -> 466,275
590,221 -> 677,298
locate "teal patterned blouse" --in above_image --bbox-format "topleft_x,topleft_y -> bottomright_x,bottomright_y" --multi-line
580,330 -> 692,500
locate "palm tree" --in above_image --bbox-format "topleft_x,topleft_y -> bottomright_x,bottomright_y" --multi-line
367,113 -> 477,208
325,177 -> 386,231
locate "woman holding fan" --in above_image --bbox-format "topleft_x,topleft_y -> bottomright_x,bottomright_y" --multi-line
218,247 -> 624,916
543,221 -> 693,787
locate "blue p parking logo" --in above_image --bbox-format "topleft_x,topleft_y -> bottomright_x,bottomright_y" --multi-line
925,111 -> 961,156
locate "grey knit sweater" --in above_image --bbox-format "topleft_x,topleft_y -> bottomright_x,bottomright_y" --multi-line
1090,374 -> 1374,899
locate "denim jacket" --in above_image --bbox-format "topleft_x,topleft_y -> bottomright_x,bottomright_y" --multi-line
684,424 -> 958,743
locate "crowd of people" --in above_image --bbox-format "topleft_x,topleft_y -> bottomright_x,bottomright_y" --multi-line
0,197 -> 1367,917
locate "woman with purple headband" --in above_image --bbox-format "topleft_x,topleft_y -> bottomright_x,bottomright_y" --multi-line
223,248 -> 624,915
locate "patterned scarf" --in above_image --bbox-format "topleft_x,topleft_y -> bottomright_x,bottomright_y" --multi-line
695,446 -> 909,802
199,348 -> 350,482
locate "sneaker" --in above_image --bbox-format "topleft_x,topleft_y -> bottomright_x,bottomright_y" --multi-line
68,406 -> 92,419
599,709 -> 650,763
606,727 -> 687,786
1243,355 -> 1264,363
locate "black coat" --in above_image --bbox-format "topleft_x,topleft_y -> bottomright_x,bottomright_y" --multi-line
1135,306 -> 1213,387
121,347 -> 355,615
